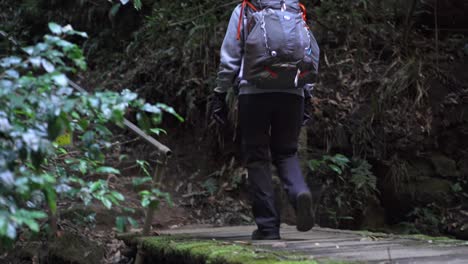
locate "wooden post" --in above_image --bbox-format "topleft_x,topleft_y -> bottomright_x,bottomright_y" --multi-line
135,156 -> 168,264
142,157 -> 167,236
134,242 -> 145,264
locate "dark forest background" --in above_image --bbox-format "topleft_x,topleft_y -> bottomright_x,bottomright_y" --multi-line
1,0 -> 468,260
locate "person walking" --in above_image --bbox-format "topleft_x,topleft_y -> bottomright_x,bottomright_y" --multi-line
211,0 -> 320,240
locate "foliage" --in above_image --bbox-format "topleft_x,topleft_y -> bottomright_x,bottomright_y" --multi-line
109,0 -> 143,21
0,23 -> 178,243
309,154 -> 378,228
133,159 -> 172,210
3,0 -> 467,238
119,0 -> 142,10
408,204 -> 443,236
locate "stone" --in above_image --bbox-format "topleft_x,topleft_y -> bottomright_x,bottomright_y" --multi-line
360,199 -> 386,230
414,177 -> 452,205
380,175 -> 452,222
430,154 -> 459,178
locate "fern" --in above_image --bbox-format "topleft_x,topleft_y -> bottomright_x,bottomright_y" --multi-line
350,159 -> 378,195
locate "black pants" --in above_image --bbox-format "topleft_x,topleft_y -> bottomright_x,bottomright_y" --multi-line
239,93 -> 310,233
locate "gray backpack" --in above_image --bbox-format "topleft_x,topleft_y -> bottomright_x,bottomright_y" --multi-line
238,0 -> 320,89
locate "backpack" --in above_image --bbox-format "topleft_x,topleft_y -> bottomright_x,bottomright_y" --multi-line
237,0 -> 320,89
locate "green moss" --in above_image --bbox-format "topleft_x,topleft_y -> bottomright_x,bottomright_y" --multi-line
138,236 -> 318,264
357,230 -> 468,246
321,261 -> 362,264
356,230 -> 390,238
404,234 -> 468,245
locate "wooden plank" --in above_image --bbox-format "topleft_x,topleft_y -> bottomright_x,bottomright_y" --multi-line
160,225 -> 468,264
315,246 -> 468,262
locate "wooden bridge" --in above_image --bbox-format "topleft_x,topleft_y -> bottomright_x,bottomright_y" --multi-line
152,225 -> 468,264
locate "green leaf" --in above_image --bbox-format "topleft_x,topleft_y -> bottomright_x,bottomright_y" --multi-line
23,219 -> 40,232
101,197 -> 112,209
61,25 -> 88,38
78,160 -> 88,175
52,74 -> 68,86
132,177 -> 152,186
452,183 -> 463,193
333,154 -> 350,165
109,3 -> 121,18
308,159 -> 321,171
95,124 -> 112,136
142,103 -> 162,114
82,131 -> 95,144
44,187 -> 57,214
27,210 -> 48,219
6,223 -> 16,239
121,89 -> 138,101
139,190 -> 151,196
136,160 -> 151,177
149,128 -> 167,136
89,181 -> 104,192
41,59 -> 55,73
110,191 -> 125,201
115,216 -> 126,233
127,217 -> 139,227
22,46 -> 34,55
47,115 -> 65,141
0,56 -> 21,66
141,197 -> 150,207
156,103 -> 185,122
202,178 -> 218,195
133,0 -> 142,10
329,164 -> 343,175
48,22 -> 62,35
5,69 -> 19,79
96,167 -> 120,175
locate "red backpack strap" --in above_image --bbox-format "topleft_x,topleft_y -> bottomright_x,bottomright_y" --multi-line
299,2 -> 307,21
236,0 -> 258,41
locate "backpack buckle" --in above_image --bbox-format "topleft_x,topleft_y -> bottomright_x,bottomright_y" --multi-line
280,0 -> 286,11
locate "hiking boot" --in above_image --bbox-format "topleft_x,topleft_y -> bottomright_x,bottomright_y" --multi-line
251,229 -> 281,240
296,192 -> 314,232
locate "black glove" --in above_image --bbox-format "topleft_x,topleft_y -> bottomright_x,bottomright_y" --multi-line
211,92 -> 228,126
303,84 -> 313,126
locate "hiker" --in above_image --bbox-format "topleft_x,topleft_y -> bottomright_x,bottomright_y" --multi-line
211,0 -> 320,240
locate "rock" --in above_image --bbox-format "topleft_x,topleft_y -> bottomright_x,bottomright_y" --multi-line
430,154 -> 459,178
415,177 -> 453,205
380,174 -> 452,223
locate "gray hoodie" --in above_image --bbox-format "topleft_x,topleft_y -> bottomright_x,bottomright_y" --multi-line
215,4 -> 314,97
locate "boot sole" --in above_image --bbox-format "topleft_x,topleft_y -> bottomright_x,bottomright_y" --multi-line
296,192 -> 314,232
251,230 -> 281,240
